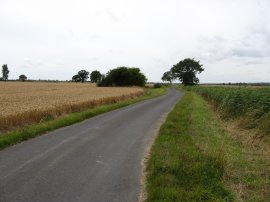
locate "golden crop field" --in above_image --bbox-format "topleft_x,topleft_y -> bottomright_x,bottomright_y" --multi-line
0,82 -> 144,132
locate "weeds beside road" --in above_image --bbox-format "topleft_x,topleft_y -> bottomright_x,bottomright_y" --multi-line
188,86 -> 270,137
145,89 -> 270,201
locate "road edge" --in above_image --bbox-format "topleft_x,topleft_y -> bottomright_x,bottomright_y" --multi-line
0,88 -> 167,150
138,89 -> 183,202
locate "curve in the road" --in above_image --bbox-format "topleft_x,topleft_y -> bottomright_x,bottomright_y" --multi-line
0,88 -> 182,202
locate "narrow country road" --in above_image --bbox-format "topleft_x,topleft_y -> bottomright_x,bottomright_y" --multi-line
0,88 -> 182,202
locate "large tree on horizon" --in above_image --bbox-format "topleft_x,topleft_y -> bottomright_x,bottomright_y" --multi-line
171,58 -> 204,85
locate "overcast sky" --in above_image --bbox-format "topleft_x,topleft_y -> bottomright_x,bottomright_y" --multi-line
1,0 -> 270,82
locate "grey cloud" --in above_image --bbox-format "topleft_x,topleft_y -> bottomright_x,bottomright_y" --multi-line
251,26 -> 270,43
195,35 -> 231,62
231,49 -> 265,58
196,24 -> 270,63
244,60 -> 265,65
1,0 -> 270,83
230,25 -> 270,58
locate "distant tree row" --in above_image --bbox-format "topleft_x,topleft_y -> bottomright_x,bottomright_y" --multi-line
1,64 -> 147,87
72,70 -> 102,83
72,67 -> 147,87
0,64 -> 27,82
162,58 -> 204,85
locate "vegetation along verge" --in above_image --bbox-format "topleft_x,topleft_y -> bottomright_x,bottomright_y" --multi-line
187,86 -> 270,137
145,89 -> 270,201
0,88 -> 166,150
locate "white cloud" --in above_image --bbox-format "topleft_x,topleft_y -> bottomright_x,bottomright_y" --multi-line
0,0 -> 270,82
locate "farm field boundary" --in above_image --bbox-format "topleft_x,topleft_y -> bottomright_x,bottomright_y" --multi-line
145,90 -> 270,201
0,82 -> 144,132
187,86 -> 270,137
187,86 -> 270,162
0,88 -> 166,150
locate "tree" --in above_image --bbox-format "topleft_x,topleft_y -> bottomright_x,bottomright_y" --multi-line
19,74 -> 27,81
90,70 -> 102,83
72,74 -> 81,82
171,58 -> 204,85
77,70 -> 89,83
98,67 -> 147,87
161,71 -> 173,83
2,64 -> 9,81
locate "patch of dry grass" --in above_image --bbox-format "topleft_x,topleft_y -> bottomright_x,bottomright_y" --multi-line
0,82 -> 144,132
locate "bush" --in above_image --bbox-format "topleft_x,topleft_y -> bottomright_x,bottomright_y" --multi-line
97,67 -> 147,87
153,83 -> 162,88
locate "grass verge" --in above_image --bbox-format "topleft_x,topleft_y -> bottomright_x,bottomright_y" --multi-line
145,90 -> 270,201
186,86 -> 270,137
0,88 -> 166,150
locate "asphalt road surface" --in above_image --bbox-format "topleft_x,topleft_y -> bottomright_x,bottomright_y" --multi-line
0,88 -> 182,202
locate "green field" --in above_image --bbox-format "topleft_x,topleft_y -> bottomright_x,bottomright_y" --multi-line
186,86 -> 270,136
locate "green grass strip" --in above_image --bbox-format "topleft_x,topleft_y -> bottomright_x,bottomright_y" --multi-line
146,89 -> 270,201
145,91 -> 233,202
189,92 -> 270,201
0,88 -> 166,150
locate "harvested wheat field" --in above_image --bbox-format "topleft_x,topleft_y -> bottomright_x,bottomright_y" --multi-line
0,82 -> 144,132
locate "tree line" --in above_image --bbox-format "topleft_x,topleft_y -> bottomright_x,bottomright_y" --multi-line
0,64 -> 147,87
72,67 -> 147,87
72,70 -> 102,83
0,64 -> 27,82
2,58 -> 205,86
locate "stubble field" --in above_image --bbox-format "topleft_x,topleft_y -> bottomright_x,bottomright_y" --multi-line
0,82 -> 144,132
